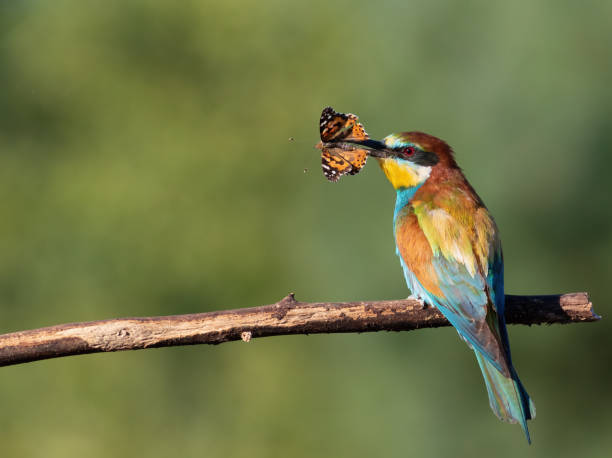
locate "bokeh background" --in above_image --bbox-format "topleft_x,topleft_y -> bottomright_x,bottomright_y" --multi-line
1,1 -> 611,456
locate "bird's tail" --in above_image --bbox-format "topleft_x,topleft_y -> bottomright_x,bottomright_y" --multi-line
474,352 -> 536,444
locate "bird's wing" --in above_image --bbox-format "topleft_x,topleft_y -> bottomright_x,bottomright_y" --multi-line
395,204 -> 508,374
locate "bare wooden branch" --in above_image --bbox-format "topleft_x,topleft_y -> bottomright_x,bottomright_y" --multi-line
0,292 -> 598,367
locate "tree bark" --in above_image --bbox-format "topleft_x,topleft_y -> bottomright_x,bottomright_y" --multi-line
0,292 -> 598,367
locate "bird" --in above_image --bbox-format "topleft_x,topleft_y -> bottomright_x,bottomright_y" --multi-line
357,131 -> 536,442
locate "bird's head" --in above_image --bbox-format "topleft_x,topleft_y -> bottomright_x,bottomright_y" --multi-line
357,132 -> 456,190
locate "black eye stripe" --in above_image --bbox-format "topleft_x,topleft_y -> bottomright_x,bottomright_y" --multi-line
413,150 -> 439,166
395,147 -> 439,166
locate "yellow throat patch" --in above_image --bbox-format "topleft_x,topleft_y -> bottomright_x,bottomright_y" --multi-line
376,158 -> 432,189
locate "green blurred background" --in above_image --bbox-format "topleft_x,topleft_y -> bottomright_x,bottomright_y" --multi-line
1,1 -> 610,456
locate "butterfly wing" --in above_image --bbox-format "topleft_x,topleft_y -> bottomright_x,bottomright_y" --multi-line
321,146 -> 368,182
318,107 -> 369,182
320,107 -> 369,142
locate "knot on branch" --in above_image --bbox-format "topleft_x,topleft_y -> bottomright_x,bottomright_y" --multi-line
273,293 -> 298,320
240,331 -> 252,342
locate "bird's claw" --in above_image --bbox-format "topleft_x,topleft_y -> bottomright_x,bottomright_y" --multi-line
406,294 -> 428,309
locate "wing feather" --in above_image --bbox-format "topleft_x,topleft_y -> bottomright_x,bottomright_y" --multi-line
395,204 -> 508,374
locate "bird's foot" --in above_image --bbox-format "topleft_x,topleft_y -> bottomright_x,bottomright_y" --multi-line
406,294 -> 428,309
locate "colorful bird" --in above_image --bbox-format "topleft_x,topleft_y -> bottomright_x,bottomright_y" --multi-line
359,131 -> 536,442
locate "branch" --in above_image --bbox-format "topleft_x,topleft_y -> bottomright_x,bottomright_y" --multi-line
0,292 -> 599,367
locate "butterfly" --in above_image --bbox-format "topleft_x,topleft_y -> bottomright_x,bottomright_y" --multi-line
316,107 -> 370,182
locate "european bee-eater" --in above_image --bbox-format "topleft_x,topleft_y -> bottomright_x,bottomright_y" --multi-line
362,132 -> 536,442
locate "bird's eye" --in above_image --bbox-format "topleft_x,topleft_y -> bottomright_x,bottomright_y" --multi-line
401,146 -> 416,157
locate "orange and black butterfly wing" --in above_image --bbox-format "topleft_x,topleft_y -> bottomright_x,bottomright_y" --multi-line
321,147 -> 353,182
321,146 -> 369,182
318,107 -> 369,182
342,149 -> 368,175
319,107 -> 369,142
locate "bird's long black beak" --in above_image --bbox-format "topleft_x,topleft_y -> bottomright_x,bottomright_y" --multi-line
349,139 -> 393,158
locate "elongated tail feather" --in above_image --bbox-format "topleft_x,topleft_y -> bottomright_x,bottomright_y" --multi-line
474,352 -> 536,443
